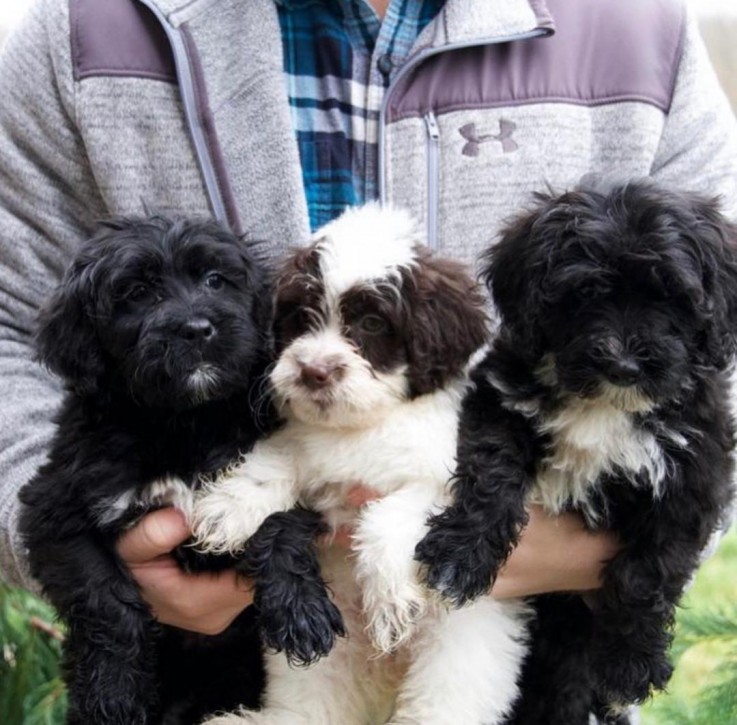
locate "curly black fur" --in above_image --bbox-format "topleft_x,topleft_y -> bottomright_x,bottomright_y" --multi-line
19,216 -> 282,724
238,509 -> 346,666
416,180 -> 737,721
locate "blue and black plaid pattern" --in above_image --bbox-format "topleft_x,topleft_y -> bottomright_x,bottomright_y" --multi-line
276,0 -> 444,231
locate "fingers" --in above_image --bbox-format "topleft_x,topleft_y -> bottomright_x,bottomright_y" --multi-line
346,483 -> 381,508
332,524 -> 354,548
116,507 -> 190,564
318,484 -> 381,548
115,508 -> 254,634
139,566 -> 254,634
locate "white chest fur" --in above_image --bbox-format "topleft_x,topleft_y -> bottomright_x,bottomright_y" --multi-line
528,397 -> 667,522
296,390 -> 459,491
192,384 -> 464,554
289,388 -> 461,530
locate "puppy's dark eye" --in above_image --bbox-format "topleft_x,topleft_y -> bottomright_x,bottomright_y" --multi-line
577,282 -> 606,301
126,284 -> 150,303
205,272 -> 224,290
275,305 -> 312,348
358,314 -> 389,335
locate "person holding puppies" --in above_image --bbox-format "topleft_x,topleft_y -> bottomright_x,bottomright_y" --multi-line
0,0 -> 736,722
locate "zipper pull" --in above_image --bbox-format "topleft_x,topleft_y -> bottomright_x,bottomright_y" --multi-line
424,110 -> 440,140
423,111 -> 440,250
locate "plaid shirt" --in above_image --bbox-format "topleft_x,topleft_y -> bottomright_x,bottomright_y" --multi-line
276,0 -> 444,231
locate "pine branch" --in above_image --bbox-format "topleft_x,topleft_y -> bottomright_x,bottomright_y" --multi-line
693,652 -> 737,723
0,584 -> 66,724
28,616 -> 65,642
671,605 -> 737,660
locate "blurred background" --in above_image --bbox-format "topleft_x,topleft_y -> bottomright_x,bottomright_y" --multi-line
1,0 -> 736,723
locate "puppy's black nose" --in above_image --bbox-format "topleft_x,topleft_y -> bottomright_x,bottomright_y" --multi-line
299,362 -> 340,390
606,358 -> 641,386
180,318 -> 215,341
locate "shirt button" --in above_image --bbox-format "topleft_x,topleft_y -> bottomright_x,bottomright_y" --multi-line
377,54 -> 393,76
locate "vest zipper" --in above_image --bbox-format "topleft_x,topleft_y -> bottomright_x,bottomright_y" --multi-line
378,28 -> 551,247
423,111 -> 440,250
134,0 -> 229,227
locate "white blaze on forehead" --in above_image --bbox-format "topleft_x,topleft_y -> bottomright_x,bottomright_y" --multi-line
313,204 -> 422,296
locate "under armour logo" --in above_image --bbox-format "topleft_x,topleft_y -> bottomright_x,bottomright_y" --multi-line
460,120 -> 519,156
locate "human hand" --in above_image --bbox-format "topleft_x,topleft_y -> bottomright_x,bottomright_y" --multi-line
490,504 -> 620,599
321,484 -> 381,547
116,507 -> 253,635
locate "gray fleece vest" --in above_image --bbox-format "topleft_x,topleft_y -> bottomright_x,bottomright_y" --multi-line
68,0 -> 737,265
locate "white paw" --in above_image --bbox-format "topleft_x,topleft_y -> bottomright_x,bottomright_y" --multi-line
203,709 -> 301,724
191,443 -> 298,556
363,581 -> 426,654
190,486 -> 264,556
202,712 -> 251,725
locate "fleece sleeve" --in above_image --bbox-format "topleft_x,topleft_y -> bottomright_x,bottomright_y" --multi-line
0,0 -> 107,588
653,6 -> 737,546
651,6 -> 737,218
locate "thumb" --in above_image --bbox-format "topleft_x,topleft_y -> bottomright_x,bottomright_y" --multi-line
117,507 -> 191,564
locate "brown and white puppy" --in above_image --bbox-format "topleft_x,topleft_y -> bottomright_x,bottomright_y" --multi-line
191,204 -> 531,725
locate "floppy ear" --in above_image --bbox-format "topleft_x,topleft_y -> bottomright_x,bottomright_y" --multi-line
483,193 -> 559,357
272,244 -> 325,353
679,196 -> 737,370
233,235 -> 275,335
404,252 -> 489,396
248,250 -> 276,357
35,257 -> 105,397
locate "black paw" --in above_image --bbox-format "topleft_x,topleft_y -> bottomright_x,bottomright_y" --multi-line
594,652 -> 673,705
415,524 -> 499,607
257,580 -> 346,665
597,708 -> 633,725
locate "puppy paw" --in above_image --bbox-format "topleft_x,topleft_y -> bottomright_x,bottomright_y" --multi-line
364,585 -> 425,654
190,489 -> 262,556
415,525 -> 499,607
356,543 -> 427,652
258,579 -> 346,665
595,652 -> 673,704
191,452 -> 298,556
204,710 -> 304,725
202,712 -> 254,725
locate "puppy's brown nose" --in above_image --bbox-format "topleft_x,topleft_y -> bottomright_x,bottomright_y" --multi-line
180,318 -> 215,341
299,362 -> 340,390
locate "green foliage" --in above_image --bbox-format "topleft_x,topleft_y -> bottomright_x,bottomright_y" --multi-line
671,607 -> 737,660
0,584 -> 66,725
643,527 -> 737,724
644,605 -> 737,724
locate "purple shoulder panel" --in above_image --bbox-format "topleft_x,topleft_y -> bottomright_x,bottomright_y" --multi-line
388,0 -> 686,122
71,0 -> 176,82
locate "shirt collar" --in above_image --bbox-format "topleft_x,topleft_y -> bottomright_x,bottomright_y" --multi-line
275,0 -> 445,14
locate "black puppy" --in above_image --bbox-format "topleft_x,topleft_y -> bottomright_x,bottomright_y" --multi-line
18,216 -> 307,724
416,180 -> 737,722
